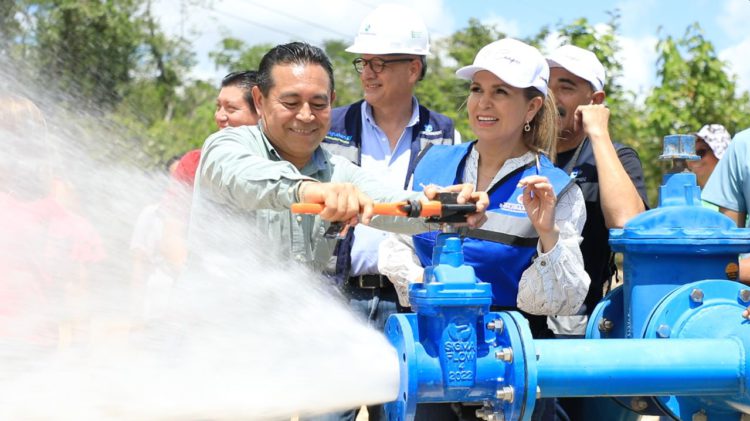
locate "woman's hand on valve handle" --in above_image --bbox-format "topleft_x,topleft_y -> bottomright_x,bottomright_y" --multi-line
422,183 -> 489,229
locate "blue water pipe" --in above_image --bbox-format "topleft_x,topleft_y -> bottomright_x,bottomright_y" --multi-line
384,134 -> 750,421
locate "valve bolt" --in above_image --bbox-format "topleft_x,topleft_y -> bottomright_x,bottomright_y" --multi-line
495,347 -> 513,363
656,324 -> 671,338
598,318 -> 614,333
689,288 -> 704,304
496,386 -> 514,402
630,398 -> 648,411
739,289 -> 750,303
487,319 -> 504,334
476,406 -> 503,421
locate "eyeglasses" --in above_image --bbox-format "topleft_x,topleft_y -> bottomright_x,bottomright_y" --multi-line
695,148 -> 708,158
352,57 -> 414,74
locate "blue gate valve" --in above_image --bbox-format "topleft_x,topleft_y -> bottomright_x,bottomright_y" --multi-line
384,229 -> 539,421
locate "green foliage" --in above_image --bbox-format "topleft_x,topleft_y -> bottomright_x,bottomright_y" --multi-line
0,1 -> 24,57
323,39 -> 360,107
31,0 -> 144,106
639,23 -> 750,204
115,79 -> 216,166
209,37 -> 273,74
646,23 -> 750,135
3,3 -> 749,187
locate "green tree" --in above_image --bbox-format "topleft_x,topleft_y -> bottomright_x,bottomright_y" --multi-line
0,1 -> 24,58
642,23 -> 750,202
31,0 -> 144,107
3,0 -> 207,167
646,23 -> 750,135
209,37 -> 273,73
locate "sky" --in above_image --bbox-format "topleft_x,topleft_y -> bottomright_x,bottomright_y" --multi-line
152,0 -> 750,97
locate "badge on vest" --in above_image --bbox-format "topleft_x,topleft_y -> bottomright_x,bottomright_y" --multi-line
324,131 -> 353,145
498,193 -> 526,214
570,167 -> 588,183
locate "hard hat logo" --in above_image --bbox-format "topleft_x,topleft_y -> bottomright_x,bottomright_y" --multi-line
345,3 -> 431,56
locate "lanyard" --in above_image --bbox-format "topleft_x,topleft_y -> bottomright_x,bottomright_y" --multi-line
562,137 -> 588,176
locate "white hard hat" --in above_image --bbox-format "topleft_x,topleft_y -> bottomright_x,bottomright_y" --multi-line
346,3 -> 430,56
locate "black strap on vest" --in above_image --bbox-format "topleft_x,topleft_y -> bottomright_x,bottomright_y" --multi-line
464,228 -> 539,247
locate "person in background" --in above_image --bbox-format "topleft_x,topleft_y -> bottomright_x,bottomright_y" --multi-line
321,7 -> 457,417
544,44 -> 648,343
703,128 -> 750,283
377,38 -> 590,420
215,70 -> 259,129
688,123 -> 732,190
165,154 -> 184,176
130,150 -> 201,321
0,93 -> 105,349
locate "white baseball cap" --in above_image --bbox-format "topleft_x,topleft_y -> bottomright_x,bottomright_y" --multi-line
455,38 -> 549,96
346,4 -> 430,56
547,45 -> 606,91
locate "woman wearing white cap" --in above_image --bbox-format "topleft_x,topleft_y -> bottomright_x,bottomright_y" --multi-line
688,123 -> 732,189
379,38 -> 590,337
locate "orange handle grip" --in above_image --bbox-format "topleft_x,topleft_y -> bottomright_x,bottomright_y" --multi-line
372,203 -> 409,216
290,203 -> 325,214
291,202 -> 411,216
419,201 -> 443,217
292,200 -> 447,218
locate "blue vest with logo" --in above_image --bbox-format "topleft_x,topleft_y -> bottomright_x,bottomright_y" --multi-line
323,100 -> 455,189
412,141 -> 573,307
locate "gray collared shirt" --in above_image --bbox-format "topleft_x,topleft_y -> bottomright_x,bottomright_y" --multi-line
188,123 -> 427,274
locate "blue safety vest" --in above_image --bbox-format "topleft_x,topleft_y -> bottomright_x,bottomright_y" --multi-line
412,141 -> 573,306
323,100 -> 455,189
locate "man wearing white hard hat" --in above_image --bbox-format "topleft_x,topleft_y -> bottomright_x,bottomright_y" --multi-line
546,44 -> 649,420
321,6 -> 458,404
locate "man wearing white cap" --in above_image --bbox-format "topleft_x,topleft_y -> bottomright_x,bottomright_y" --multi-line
546,44 -> 649,421
321,3 -> 458,385
545,45 -> 648,337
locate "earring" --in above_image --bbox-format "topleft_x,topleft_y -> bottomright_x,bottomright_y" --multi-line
524,121 -> 531,132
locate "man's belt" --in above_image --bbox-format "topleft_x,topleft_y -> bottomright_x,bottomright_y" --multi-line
348,274 -> 390,289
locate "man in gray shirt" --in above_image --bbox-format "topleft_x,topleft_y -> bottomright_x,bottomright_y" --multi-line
187,42 -> 487,280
